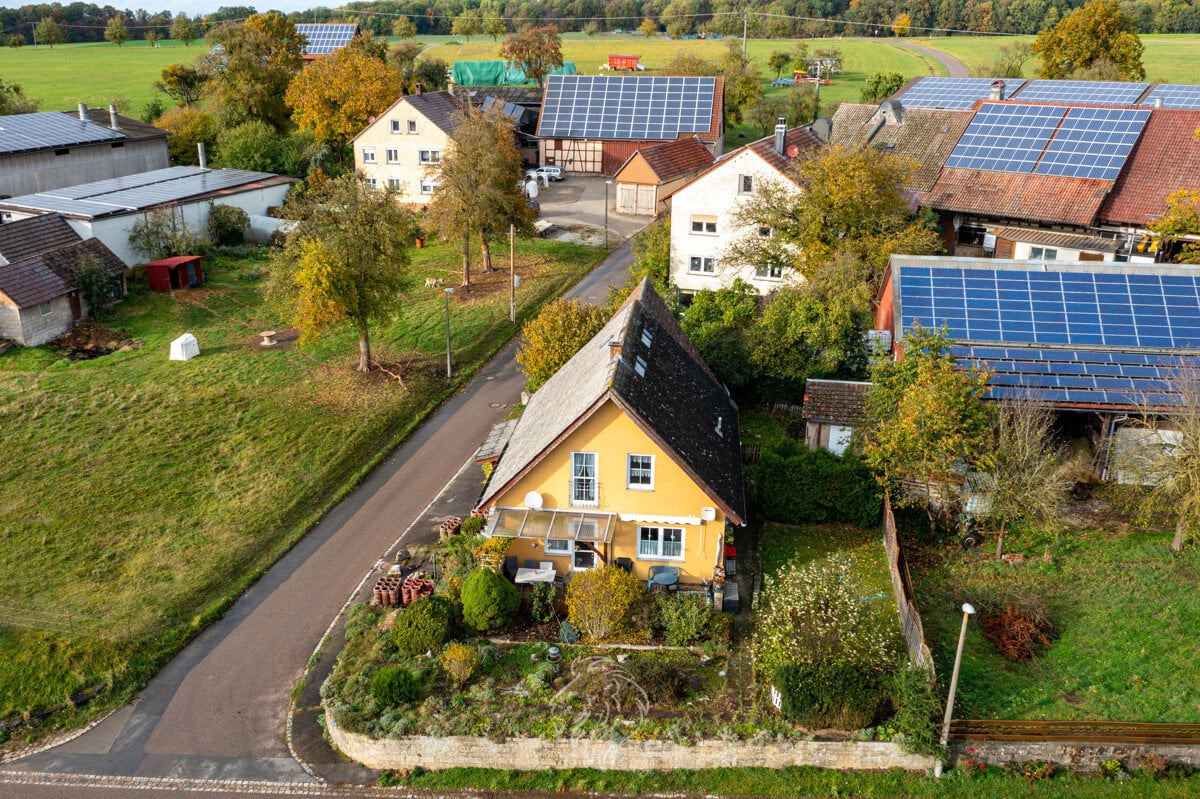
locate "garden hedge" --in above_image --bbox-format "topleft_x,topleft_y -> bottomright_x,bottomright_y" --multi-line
756,443 -> 881,526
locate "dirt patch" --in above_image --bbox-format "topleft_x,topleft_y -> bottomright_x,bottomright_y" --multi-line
54,324 -> 139,361
442,255 -> 553,303
246,327 -> 300,351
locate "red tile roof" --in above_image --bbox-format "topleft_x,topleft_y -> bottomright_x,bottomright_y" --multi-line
803,379 -> 871,426
1100,108 -> 1200,227
746,126 -> 823,174
921,169 -> 1111,226
628,137 -> 714,183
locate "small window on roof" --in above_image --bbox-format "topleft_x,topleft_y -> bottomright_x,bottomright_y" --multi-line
641,328 -> 653,347
634,355 -> 647,376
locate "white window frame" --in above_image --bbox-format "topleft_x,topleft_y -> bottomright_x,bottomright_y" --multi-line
690,216 -> 717,235
755,262 -> 784,280
385,148 -> 399,163
38,301 -> 52,317
390,119 -> 402,133
627,454 -> 654,490
361,147 -> 376,163
689,256 -> 716,274
570,451 -> 598,507
545,538 -> 573,555
739,174 -> 753,194
637,526 -> 684,561
407,119 -> 418,134
365,177 -> 378,189
419,149 -> 441,164
419,179 -> 438,195
386,178 -> 402,190
1030,246 -> 1058,261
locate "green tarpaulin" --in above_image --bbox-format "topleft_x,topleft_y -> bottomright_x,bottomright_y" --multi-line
451,60 -> 577,86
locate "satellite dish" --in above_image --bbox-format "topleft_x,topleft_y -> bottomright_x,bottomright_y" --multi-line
701,507 -> 717,522
524,491 -> 544,510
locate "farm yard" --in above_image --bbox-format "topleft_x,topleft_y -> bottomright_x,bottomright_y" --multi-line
0,237 -> 603,725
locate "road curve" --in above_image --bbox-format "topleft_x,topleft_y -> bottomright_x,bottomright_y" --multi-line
4,238 -> 636,796
892,40 -> 972,78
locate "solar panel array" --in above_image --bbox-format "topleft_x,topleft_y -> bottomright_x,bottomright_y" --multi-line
539,75 -> 716,140
1032,107 -> 1151,181
895,263 -> 1200,407
1142,83 -> 1200,109
1015,80 -> 1150,106
945,103 -> 1066,173
295,23 -> 358,55
0,112 -> 124,156
897,77 -> 1027,110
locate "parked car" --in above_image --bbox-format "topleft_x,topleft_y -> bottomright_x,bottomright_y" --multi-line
771,77 -> 796,87
525,166 -> 564,182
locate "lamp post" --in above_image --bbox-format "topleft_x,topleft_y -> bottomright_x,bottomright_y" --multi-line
935,602 -> 976,777
604,180 -> 612,249
443,286 -> 454,379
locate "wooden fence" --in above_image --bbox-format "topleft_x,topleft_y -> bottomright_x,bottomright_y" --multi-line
883,496 -> 935,677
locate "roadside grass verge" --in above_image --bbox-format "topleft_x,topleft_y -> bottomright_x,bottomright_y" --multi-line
396,763 -> 1200,796
0,237 -> 604,726
910,526 -> 1200,722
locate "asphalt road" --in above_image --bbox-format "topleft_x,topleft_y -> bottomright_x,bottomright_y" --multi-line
2,238 -> 637,797
892,40 -> 972,78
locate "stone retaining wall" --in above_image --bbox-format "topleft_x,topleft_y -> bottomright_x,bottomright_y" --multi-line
952,740 -> 1200,772
328,719 -> 937,772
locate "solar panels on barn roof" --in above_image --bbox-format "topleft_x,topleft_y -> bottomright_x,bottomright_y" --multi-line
538,75 -> 716,140
295,23 -> 358,55
945,103 -> 1065,173
1142,84 -> 1200,109
1013,80 -> 1150,106
897,77 -> 1028,110
1033,107 -> 1150,181
889,256 -> 1200,407
0,112 -> 124,156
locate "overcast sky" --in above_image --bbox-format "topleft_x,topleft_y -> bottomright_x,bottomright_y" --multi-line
0,1 -> 322,14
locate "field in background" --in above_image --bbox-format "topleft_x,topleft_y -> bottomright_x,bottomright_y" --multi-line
0,237 -> 604,722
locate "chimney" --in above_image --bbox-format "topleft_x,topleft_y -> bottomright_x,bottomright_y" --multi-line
989,80 -> 1006,101
1153,96 -> 1164,108
774,117 -> 786,155
108,103 -> 120,131
197,141 -> 207,169
77,102 -> 88,121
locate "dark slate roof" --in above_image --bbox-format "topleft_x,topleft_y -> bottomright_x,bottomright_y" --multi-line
480,279 -> 746,523
0,235 -> 125,308
803,379 -> 871,426
406,91 -> 469,135
831,103 -> 973,191
76,108 -> 167,143
464,86 -> 543,107
0,214 -> 81,263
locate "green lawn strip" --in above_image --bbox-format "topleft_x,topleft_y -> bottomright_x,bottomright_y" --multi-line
397,763 -> 1200,797
0,238 -> 603,726
911,528 -> 1200,722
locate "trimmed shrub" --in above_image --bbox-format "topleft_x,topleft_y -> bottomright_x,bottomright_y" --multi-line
372,665 -> 422,707
566,564 -> 644,642
460,567 -> 520,633
756,445 -> 881,526
393,595 -> 458,656
774,661 -> 890,730
439,642 -> 478,687
459,515 -> 485,537
207,204 -> 250,247
888,663 -> 941,755
657,594 -> 711,646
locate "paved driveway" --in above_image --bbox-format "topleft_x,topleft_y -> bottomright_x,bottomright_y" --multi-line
535,176 -> 652,242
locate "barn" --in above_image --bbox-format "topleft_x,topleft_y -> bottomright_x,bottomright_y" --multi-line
611,137 -> 714,216
536,75 -> 724,176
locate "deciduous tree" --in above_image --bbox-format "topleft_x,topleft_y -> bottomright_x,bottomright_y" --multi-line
891,12 -> 913,35
154,106 -> 215,164
286,46 -> 403,147
630,215 -> 671,296
425,104 -> 534,284
170,13 -> 198,46
483,10 -> 507,39
391,16 -> 418,38
637,18 -> 658,36
1033,0 -> 1145,80
105,14 -> 129,46
860,71 -> 906,103
268,174 -> 416,373
862,325 -> 994,533
500,24 -> 563,87
200,13 -> 305,130
155,64 -> 205,107
452,10 -> 482,41
680,279 -> 761,390
35,17 -> 64,48
144,29 -> 161,48
1148,188 -> 1200,263
767,50 -> 791,79
975,41 -> 1033,78
516,298 -> 606,391
0,78 -> 37,115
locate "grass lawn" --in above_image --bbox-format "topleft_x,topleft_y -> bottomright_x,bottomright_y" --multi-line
910,526 -> 1200,722
912,33 -> 1200,82
0,236 -> 604,726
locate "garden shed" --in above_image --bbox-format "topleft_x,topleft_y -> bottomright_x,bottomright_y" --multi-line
146,255 -> 204,292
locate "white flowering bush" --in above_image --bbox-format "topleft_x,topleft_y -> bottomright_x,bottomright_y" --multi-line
754,553 -> 901,680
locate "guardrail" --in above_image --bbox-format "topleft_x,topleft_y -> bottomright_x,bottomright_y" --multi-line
950,719 -> 1200,745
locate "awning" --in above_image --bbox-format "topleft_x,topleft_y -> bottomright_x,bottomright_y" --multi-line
484,507 -> 616,543
994,227 -> 1122,253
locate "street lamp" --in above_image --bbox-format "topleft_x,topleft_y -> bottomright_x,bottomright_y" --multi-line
604,180 -> 613,249
935,602 -> 976,777
443,286 -> 454,379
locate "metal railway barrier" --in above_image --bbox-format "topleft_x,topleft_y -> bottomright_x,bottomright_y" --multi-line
951,719 -> 1200,745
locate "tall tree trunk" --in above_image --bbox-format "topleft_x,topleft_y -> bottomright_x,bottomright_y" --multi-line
356,319 -> 371,373
1172,515 -> 1186,553
480,235 -> 492,272
461,231 -> 471,285
995,520 -> 1007,558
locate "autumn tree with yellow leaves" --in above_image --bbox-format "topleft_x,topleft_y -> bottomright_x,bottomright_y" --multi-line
1032,0 -> 1145,80
268,175 -> 416,373
286,45 -> 403,147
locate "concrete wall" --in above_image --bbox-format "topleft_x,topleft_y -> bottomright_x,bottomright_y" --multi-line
0,294 -> 73,345
669,149 -> 802,296
0,140 -> 168,198
354,99 -> 452,208
328,722 -> 937,772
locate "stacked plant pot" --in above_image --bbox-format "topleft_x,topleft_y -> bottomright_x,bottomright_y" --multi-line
401,575 -> 434,605
373,575 -> 403,607
438,516 -> 462,540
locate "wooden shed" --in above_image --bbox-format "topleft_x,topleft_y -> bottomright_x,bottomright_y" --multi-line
612,137 -> 715,216
146,255 -> 204,292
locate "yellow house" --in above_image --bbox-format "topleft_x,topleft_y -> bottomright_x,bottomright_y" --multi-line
476,279 -> 745,585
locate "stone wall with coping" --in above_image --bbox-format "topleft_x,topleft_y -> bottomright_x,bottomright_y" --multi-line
952,740 -> 1200,772
327,719 -> 937,772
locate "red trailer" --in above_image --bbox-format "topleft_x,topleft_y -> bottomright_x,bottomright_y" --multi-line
608,54 -> 641,70
146,255 -> 205,292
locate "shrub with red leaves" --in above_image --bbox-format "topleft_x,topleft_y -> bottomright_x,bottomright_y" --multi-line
981,604 -> 1051,662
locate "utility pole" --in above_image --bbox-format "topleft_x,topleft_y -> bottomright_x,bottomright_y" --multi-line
813,61 -> 822,122
742,13 -> 747,61
509,224 -> 516,324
